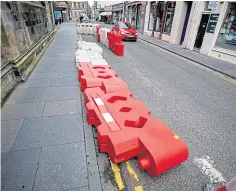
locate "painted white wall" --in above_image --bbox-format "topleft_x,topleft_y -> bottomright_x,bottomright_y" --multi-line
200,2 -> 228,55
182,1 -> 205,50
169,2 -> 188,44
144,1 -> 151,34
210,48 -> 236,65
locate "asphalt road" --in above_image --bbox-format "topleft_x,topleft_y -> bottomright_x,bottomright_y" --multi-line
82,25 -> 236,191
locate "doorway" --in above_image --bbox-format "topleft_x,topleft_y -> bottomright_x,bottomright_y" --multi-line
180,1 -> 192,45
194,13 -> 210,49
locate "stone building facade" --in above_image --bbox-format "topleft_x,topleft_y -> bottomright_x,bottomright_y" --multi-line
1,1 -> 56,103
70,1 -> 89,20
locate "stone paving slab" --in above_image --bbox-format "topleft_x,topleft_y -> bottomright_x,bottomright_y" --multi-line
33,143 -> 88,191
67,186 -> 89,191
19,79 -> 52,88
1,22 -> 103,191
33,86 -> 80,102
1,148 -> 41,191
42,100 -> 81,116
29,72 -> 60,79
11,114 -> 84,150
1,119 -> 23,153
50,75 -> 78,87
4,87 -> 39,104
1,102 -> 45,120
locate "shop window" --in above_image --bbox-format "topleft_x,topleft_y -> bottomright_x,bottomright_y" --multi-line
149,2 -> 162,31
204,1 -> 212,12
215,3 -> 236,51
164,2 -> 176,34
148,2 -> 155,30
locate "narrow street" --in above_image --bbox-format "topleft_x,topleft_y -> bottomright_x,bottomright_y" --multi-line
1,21 -> 236,191
83,23 -> 236,190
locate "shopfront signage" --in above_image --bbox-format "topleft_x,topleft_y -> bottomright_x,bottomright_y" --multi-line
208,1 -> 218,10
112,3 -> 123,11
206,14 -> 219,33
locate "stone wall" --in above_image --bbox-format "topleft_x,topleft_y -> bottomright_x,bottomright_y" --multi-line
1,1 -> 56,104
1,1 -> 54,67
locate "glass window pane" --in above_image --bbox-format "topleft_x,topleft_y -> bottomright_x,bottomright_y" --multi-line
215,3 -> 236,51
164,2 -> 176,34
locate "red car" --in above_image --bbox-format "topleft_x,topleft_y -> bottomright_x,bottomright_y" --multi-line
112,22 -> 137,41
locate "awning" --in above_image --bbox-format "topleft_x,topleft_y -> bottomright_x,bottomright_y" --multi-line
99,12 -> 112,16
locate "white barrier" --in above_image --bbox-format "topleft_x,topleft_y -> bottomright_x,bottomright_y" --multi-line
75,29 -> 108,67
77,41 -> 103,55
77,23 -> 98,35
90,58 -> 108,66
100,28 -> 110,48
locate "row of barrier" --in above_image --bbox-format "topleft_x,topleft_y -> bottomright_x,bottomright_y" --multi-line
76,27 -> 189,177
96,25 -> 124,56
76,23 -> 124,57
77,23 -> 98,35
75,35 -> 107,67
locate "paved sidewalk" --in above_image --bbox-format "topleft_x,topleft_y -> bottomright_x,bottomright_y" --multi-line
1,22 -> 104,191
138,33 -> 236,79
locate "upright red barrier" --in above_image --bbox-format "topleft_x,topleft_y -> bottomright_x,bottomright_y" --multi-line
84,87 -> 189,176
96,25 -> 101,43
107,31 -> 124,56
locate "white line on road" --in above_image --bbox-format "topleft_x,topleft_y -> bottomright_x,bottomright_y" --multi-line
193,156 -> 226,183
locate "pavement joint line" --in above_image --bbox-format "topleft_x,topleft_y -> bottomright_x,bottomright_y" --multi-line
139,38 -> 236,85
31,147 -> 42,191
125,161 -> 144,191
9,141 -> 85,152
110,160 -> 125,190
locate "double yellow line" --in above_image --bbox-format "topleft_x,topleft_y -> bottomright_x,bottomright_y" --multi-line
110,160 -> 144,191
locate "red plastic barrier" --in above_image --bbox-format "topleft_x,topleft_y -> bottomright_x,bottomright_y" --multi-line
96,25 -> 101,43
78,62 -> 113,82
107,31 -> 124,56
78,63 -> 129,94
84,87 -> 189,176
114,43 -> 124,56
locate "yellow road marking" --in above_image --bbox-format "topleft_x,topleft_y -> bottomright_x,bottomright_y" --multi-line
125,161 -> 144,191
126,161 -> 139,182
135,186 -> 144,191
222,77 -> 236,84
110,161 -> 125,190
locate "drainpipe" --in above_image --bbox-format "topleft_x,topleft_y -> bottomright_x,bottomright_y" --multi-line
159,1 -> 168,40
152,1 -> 159,37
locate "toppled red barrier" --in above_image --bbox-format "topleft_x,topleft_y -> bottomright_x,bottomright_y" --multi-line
78,62 -> 129,94
107,31 -> 124,56
84,87 -> 189,176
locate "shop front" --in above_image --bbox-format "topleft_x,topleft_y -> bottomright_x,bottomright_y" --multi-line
214,3 -> 236,51
183,1 -> 236,64
145,1 -> 183,42
112,3 -> 123,23
125,1 -> 146,32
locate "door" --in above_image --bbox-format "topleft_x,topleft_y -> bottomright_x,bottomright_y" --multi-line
194,14 -> 210,49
